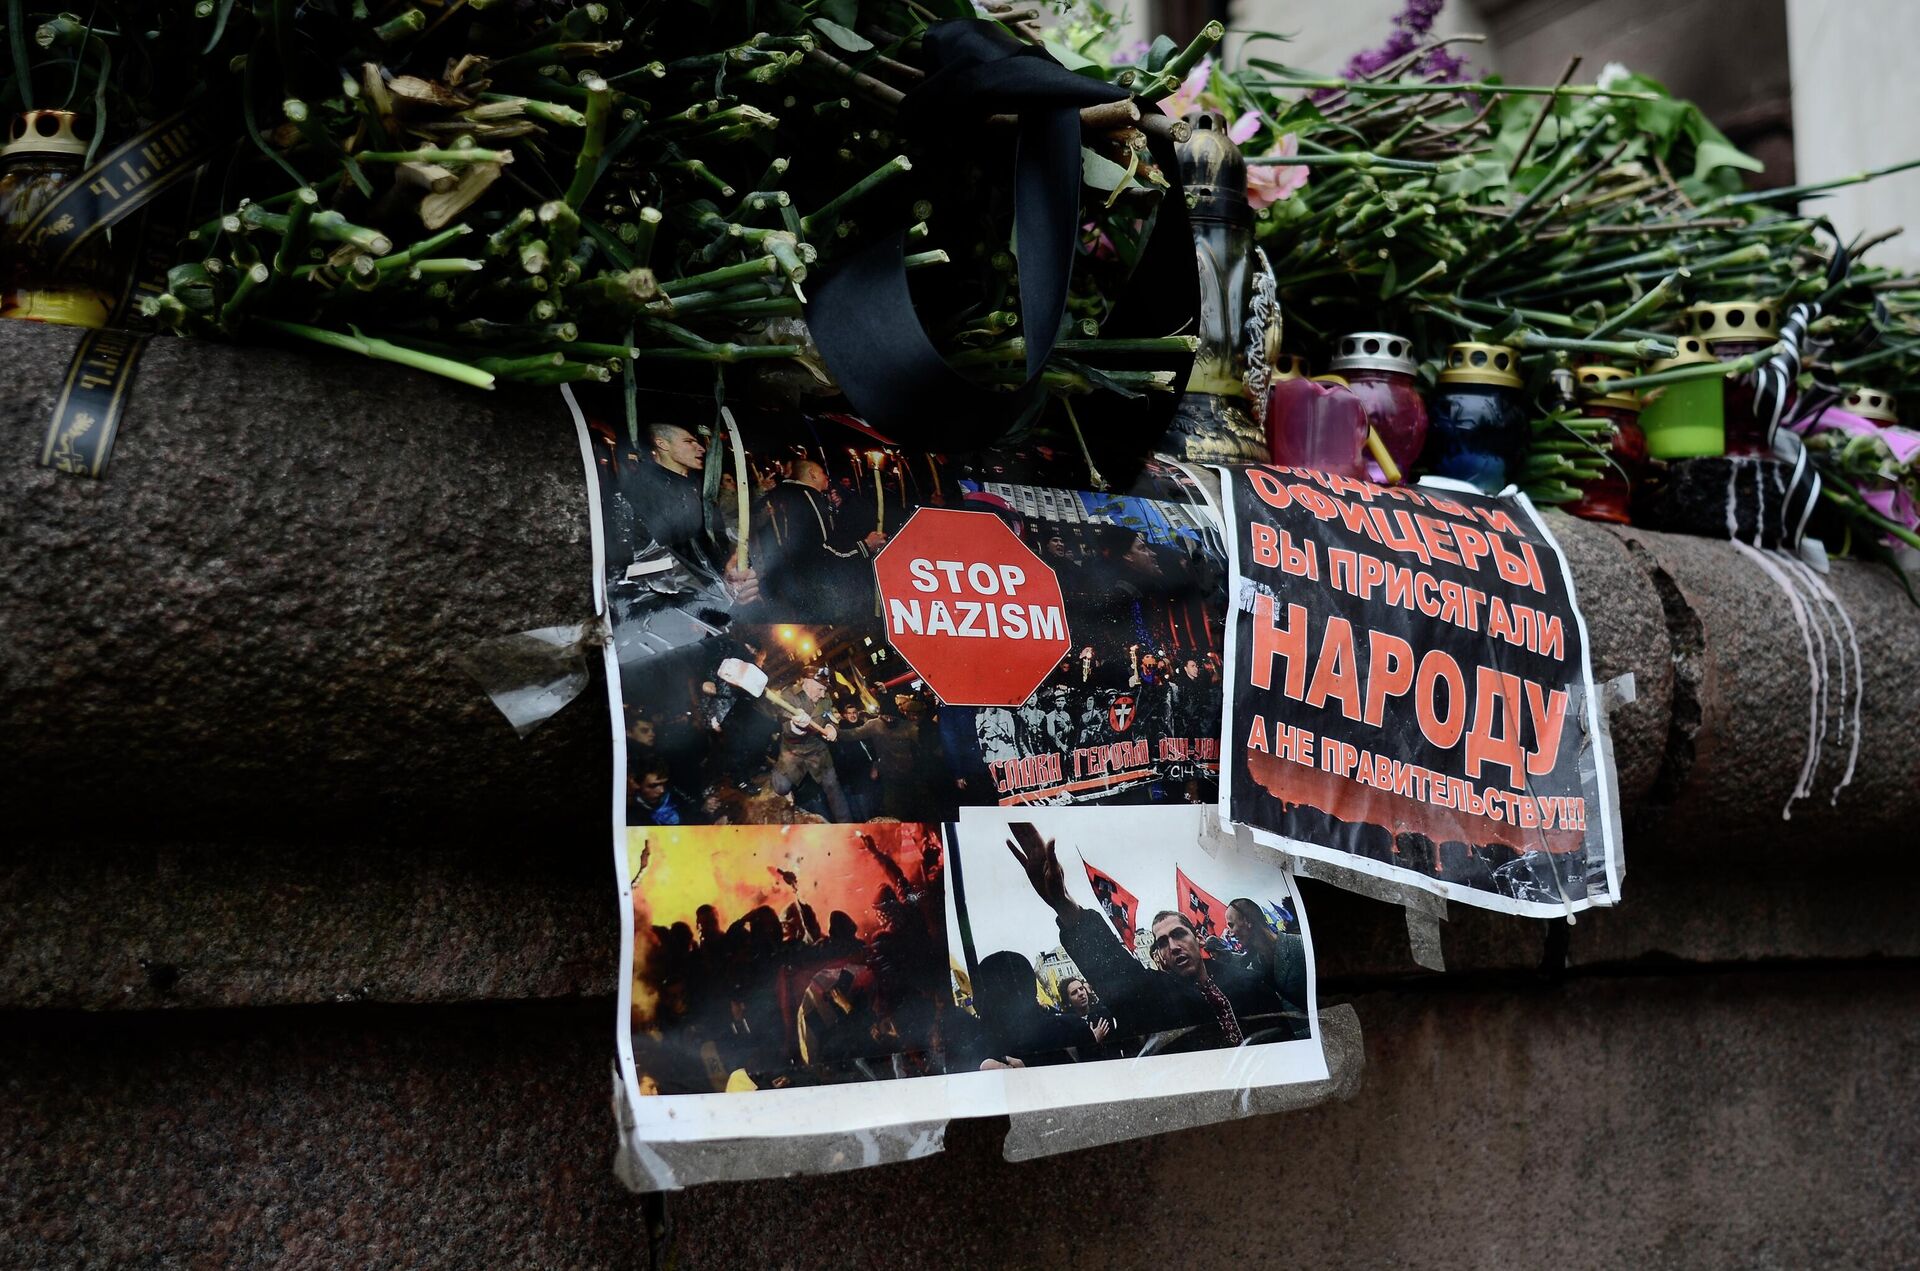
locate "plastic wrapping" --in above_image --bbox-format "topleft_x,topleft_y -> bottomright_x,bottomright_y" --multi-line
1001,1004 -> 1365,1162
610,1065 -> 947,1191
456,620 -> 604,736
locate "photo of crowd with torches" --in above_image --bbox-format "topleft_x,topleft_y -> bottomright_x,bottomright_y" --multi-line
588,406 -> 1235,831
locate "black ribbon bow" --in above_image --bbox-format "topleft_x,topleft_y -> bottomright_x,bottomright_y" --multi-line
806,20 -> 1197,463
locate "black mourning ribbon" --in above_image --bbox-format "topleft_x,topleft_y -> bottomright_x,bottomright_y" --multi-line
807,20 -> 1197,455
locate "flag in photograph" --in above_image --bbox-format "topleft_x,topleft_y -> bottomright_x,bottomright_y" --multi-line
1082,856 -> 1140,943
1175,866 -> 1230,946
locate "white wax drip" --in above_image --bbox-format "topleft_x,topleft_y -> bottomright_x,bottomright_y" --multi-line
1781,553 -> 1865,803
1731,539 -> 1825,818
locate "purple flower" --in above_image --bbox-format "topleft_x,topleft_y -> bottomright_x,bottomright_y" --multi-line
1338,0 -> 1467,84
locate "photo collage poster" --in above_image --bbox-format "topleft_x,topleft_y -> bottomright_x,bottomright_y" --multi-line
566,391 -> 1327,1142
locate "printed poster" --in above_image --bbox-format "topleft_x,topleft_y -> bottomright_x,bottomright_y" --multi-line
1217,466 -> 1623,916
566,392 -> 1326,1145
618,805 -> 1323,1140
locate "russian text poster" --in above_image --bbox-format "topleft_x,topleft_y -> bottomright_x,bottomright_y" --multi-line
1218,467 -> 1623,916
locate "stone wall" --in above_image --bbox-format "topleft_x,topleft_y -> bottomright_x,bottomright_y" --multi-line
3,320 -> 1917,1267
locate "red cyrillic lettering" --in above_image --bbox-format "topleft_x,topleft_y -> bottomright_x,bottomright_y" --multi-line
1250,521 -> 1280,568
1415,649 -> 1467,750
1453,523 -> 1490,573
1250,596 -> 1308,698
1357,553 -> 1387,600
1279,531 -> 1319,580
1537,613 -> 1566,660
1384,562 -> 1415,610
1294,485 -> 1339,520
1364,630 -> 1415,726
1415,571 -> 1443,617
1473,504 -> 1524,534
1306,616 -> 1362,721
1370,506 -> 1432,564
1464,667 -> 1527,788
1415,514 -> 1463,565
1248,467 -> 1292,509
1525,680 -> 1570,775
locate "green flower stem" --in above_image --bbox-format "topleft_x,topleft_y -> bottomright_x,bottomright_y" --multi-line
565,269 -> 660,308
1136,21 -> 1223,104
220,262 -> 270,329
653,280 -> 785,314
487,209 -> 536,256
1819,472 -> 1920,551
698,296 -> 806,319
309,209 -> 393,255
284,98 -> 374,196
1496,243 -> 1690,297
373,8 -> 425,42
258,318 -> 496,389
1385,258 -> 1448,299
630,207 -> 662,266
1603,344 -> 1780,393
488,38 -> 622,71
539,199 -> 582,263
1249,77 -> 1659,102
563,75 -> 612,208
660,255 -> 778,295
563,341 -> 642,360
669,158 -> 735,198
408,258 -> 485,275
356,147 -> 514,164
269,187 -> 318,284
1702,157 -> 1920,213
478,93 -> 587,127
803,46 -> 905,110
1586,271 -> 1682,341
1832,339 -> 1920,376
474,352 -> 567,375
1501,114 -> 1614,227
627,343 -> 806,362
511,362 -> 612,384
1242,151 -> 1448,174
801,155 -> 912,237
373,223 -> 473,274
765,233 -> 808,287
1517,332 -> 1675,359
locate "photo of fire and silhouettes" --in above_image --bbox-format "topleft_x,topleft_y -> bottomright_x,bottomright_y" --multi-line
591,405 -> 1233,831
623,810 -> 1313,1098
626,822 -> 952,1094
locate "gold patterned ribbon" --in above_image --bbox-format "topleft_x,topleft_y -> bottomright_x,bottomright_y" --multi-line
20,104 -> 219,269
40,326 -> 148,476
34,106 -> 217,478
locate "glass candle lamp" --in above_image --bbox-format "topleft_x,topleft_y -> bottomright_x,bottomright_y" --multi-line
1565,365 -> 1648,525
1265,356 -> 1372,477
1688,301 -> 1785,457
1638,334 -> 1724,459
0,110 -> 115,327
1427,342 -> 1528,493
1329,332 -> 1425,483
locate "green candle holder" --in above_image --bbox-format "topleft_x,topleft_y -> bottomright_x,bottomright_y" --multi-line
1637,334 -> 1724,459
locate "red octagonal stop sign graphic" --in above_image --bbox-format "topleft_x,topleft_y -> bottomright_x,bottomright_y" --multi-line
872,508 -> 1073,707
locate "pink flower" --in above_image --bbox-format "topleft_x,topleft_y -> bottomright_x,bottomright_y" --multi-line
1162,56 -> 1213,120
1246,134 -> 1309,210
1228,110 -> 1262,145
